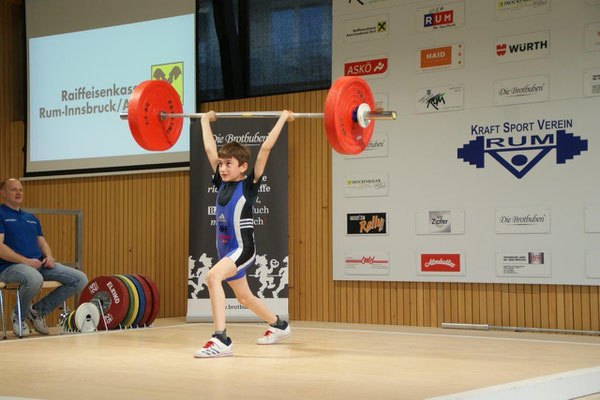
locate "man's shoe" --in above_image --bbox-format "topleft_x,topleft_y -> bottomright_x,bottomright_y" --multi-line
11,310 -> 30,338
194,337 -> 233,358
28,307 -> 50,335
257,324 -> 291,345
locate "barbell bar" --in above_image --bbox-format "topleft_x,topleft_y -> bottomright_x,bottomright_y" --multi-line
119,110 -> 397,121
119,76 -> 397,155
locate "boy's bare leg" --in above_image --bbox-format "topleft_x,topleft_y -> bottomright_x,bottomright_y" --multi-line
228,276 -> 277,324
205,257 -> 238,331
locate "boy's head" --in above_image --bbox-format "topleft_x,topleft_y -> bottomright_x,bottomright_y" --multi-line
217,142 -> 250,181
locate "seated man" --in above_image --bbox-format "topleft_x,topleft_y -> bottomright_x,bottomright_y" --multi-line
0,178 -> 88,336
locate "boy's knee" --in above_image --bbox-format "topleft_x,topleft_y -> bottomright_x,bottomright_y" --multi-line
236,294 -> 254,307
205,270 -> 220,286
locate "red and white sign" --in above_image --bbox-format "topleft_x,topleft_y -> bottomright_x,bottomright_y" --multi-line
421,253 -> 460,272
418,252 -> 465,275
344,55 -> 388,77
345,252 -> 390,275
416,43 -> 463,72
416,1 -> 464,32
495,31 -> 550,63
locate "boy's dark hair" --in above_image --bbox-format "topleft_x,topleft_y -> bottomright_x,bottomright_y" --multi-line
218,142 -> 250,166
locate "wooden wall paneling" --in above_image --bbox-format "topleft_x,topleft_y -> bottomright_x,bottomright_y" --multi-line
434,283 -> 443,326
565,285 -> 574,330
460,283 -> 467,324
581,285 -> 590,331
289,100 -> 298,320
532,284 -> 540,328
574,285 -> 583,331
591,287 -> 600,331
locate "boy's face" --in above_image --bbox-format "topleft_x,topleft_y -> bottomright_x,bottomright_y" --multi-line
218,157 -> 248,182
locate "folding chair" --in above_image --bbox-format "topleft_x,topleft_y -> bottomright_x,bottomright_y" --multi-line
0,280 -> 63,339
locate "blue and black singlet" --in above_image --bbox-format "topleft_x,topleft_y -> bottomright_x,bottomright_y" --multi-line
212,171 -> 260,281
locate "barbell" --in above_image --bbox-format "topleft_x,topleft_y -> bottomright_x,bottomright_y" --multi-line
119,76 -> 397,155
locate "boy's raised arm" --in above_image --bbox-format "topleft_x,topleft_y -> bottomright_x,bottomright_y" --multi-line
201,111 -> 220,172
253,110 -> 294,182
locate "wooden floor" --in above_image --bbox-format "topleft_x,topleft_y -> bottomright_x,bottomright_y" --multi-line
1,318 -> 600,399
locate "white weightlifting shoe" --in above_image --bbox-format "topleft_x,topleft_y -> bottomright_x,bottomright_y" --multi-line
257,325 -> 291,345
194,337 -> 233,358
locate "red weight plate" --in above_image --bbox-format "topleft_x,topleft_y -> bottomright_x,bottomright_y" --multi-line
79,275 -> 130,330
324,76 -> 375,155
138,275 -> 160,326
131,274 -> 153,327
127,80 -> 183,151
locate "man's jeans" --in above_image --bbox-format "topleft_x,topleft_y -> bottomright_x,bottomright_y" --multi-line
0,263 -> 88,320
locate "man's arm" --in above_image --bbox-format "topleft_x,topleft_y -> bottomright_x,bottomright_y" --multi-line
37,236 -> 56,268
253,110 -> 294,182
0,233 -> 42,269
201,111 -> 220,172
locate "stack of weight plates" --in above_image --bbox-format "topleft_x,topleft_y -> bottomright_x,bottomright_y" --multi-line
62,302 -> 101,333
78,274 -> 160,330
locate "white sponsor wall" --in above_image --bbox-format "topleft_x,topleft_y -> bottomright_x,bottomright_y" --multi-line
332,0 -> 600,285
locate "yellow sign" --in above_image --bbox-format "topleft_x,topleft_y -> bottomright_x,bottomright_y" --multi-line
151,62 -> 184,103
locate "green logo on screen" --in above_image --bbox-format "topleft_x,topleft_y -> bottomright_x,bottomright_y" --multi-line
151,62 -> 183,104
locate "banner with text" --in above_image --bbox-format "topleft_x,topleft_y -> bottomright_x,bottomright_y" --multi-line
186,119 -> 288,322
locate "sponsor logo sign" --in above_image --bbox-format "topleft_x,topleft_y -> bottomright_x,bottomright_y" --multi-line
417,43 -> 463,72
346,212 -> 387,235
416,85 -> 464,113
494,75 -> 549,106
345,171 -> 389,197
347,131 -> 388,159
345,252 -> 390,275
585,22 -> 600,52
416,209 -> 465,235
495,206 -> 550,233
495,0 -> 550,20
151,62 -> 184,103
416,1 -> 465,32
458,118 -> 587,179
334,0 -> 395,12
585,205 -> 600,233
584,68 -> 600,97
496,250 -> 551,277
495,31 -> 549,63
428,211 -> 451,233
344,55 -> 388,78
418,252 -> 465,275
345,14 -> 389,42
